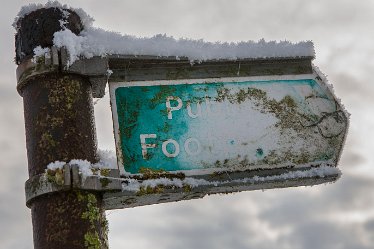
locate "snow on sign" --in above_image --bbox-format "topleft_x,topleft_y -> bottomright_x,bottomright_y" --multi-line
13,2 -> 349,209
110,72 -> 348,177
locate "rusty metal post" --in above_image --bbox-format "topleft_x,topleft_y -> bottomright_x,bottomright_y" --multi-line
15,8 -> 108,249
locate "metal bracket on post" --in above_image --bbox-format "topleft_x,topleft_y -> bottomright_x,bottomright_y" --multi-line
25,164 -> 71,208
16,47 -> 59,95
16,47 -> 109,98
64,53 -> 109,98
25,165 -> 122,208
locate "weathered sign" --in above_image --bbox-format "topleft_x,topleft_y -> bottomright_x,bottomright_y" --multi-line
103,57 -> 349,209
110,74 -> 347,176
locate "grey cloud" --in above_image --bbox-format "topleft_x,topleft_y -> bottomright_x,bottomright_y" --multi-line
257,174 -> 374,228
109,173 -> 374,249
364,220 -> 374,246
330,73 -> 373,101
323,175 -> 374,210
286,221 -> 371,249
0,162 -> 32,249
0,140 -> 12,152
109,198 -> 274,249
365,219 -> 374,231
113,169 -> 374,249
340,150 -> 366,168
73,0 -> 374,43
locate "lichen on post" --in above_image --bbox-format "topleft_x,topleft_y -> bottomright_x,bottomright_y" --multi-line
15,6 -> 108,249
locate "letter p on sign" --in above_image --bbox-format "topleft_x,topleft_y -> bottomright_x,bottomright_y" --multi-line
166,96 -> 182,119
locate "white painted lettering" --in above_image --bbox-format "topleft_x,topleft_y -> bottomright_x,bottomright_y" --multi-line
205,97 -> 212,115
140,134 -> 157,159
166,96 -> 182,120
187,102 -> 202,119
184,137 -> 201,156
162,139 -> 180,157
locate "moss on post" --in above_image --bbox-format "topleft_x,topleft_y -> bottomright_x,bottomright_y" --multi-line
78,192 -> 109,249
16,6 -> 107,249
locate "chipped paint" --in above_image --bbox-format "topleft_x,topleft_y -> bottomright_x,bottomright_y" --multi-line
110,74 -> 348,175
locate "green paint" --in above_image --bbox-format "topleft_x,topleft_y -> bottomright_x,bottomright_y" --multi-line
114,78 -> 346,174
256,148 -> 264,158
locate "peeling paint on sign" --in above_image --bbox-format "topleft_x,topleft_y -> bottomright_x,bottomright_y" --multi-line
110,74 -> 347,175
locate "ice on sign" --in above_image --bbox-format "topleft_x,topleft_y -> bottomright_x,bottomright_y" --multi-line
110,75 -> 347,174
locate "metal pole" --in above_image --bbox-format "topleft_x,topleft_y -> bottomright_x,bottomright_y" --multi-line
15,8 -> 108,249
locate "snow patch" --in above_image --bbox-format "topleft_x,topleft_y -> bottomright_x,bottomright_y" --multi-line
13,0 -> 94,29
53,29 -> 87,66
52,27 -> 315,66
32,46 -> 51,63
15,1 -> 314,66
122,165 -> 341,192
106,69 -> 113,76
242,166 -> 340,184
70,159 -> 93,178
97,149 -> 117,169
46,160 -> 66,171
46,149 -> 117,179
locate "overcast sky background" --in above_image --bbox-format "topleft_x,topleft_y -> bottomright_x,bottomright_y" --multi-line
1,0 -> 374,248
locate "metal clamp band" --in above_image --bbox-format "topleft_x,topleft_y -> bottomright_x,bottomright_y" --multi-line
16,47 -> 109,98
25,164 -> 121,208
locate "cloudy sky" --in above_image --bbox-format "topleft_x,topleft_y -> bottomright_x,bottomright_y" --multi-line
1,0 -> 374,248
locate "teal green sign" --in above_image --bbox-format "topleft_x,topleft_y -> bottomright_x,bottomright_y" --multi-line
110,76 -> 347,174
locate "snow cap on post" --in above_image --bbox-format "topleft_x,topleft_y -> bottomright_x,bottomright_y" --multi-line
14,6 -> 83,64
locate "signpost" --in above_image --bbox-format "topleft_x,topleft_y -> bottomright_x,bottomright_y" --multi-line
102,57 -> 348,209
14,3 -> 349,249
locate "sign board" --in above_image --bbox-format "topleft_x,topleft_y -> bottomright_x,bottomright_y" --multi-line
110,73 -> 347,176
